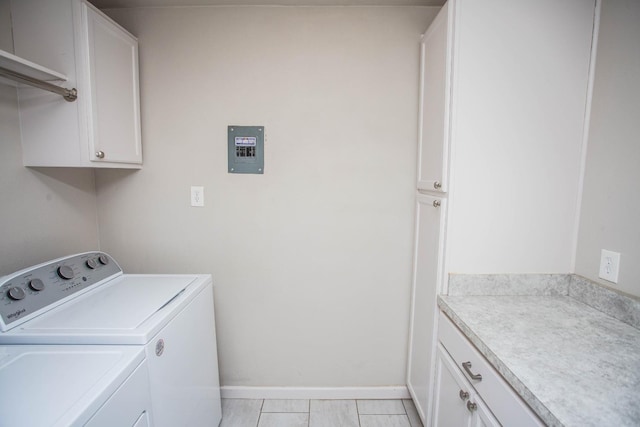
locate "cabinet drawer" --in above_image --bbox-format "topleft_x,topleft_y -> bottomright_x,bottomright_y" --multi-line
438,311 -> 543,427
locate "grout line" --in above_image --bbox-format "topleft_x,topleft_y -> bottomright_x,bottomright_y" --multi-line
356,399 -> 362,427
255,399 -> 264,427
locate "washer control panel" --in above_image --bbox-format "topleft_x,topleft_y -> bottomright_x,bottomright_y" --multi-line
0,252 -> 122,331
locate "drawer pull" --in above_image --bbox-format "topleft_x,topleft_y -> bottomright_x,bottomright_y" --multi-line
462,361 -> 483,381
459,390 -> 469,401
467,401 -> 477,413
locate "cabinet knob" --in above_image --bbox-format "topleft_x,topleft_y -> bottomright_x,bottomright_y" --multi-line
433,200 -> 441,208
459,390 -> 469,401
433,181 -> 442,190
95,150 -> 105,159
466,401 -> 477,413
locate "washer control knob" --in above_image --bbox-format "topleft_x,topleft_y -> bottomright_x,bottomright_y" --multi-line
98,255 -> 109,265
8,287 -> 26,300
29,279 -> 45,292
86,259 -> 98,269
57,265 -> 75,280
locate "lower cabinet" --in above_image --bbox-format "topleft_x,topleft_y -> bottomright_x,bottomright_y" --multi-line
434,311 -> 544,427
433,344 -> 499,427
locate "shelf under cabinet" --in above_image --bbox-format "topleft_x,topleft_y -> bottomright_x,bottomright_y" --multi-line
0,48 -> 67,86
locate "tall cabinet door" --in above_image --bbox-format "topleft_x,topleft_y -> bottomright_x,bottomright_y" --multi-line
407,194 -> 447,424
417,2 -> 451,193
83,1 -> 142,165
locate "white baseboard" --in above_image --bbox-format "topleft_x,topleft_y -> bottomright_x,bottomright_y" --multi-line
220,386 -> 410,400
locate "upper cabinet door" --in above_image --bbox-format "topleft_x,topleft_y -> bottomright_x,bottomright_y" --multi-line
417,2 -> 451,193
84,2 -> 142,165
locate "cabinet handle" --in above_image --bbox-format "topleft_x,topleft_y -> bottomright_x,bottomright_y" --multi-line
459,390 -> 469,401
95,150 -> 105,159
433,181 -> 442,190
433,200 -> 441,208
466,401 -> 477,413
462,361 -> 483,381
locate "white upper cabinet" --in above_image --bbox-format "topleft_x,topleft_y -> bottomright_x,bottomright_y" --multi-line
85,3 -> 141,165
10,0 -> 142,168
417,3 -> 451,193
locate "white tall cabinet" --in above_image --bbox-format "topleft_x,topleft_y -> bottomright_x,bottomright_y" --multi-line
407,0 -> 597,425
10,0 -> 142,168
406,3 -> 451,422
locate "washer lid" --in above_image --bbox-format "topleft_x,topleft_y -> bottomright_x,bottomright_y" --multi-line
0,274 -> 210,345
0,345 -> 144,427
24,275 -> 195,330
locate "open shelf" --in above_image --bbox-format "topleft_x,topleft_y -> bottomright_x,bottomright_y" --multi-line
0,48 -> 67,86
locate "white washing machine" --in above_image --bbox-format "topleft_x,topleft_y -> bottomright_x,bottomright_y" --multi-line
0,344 -> 151,426
0,252 -> 222,427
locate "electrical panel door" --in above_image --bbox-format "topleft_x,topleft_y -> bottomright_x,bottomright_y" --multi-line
228,126 -> 264,174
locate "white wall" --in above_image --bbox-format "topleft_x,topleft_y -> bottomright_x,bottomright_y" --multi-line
575,0 -> 640,297
97,6 -> 438,387
0,0 -> 100,276
445,0 -> 595,274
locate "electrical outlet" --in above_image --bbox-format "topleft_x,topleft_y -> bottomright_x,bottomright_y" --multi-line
191,186 -> 204,207
599,249 -> 620,283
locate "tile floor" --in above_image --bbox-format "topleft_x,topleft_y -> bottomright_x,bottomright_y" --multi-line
220,398 -> 424,427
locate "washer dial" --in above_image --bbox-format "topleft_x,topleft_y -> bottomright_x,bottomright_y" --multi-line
29,279 -> 45,291
8,287 -> 26,300
57,265 -> 75,280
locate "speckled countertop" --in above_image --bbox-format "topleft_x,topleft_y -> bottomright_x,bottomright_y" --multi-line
438,275 -> 640,427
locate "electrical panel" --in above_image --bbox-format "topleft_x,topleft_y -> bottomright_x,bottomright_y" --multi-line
228,126 -> 264,174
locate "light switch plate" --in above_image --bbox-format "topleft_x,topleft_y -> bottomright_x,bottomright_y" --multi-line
191,186 -> 204,207
599,249 -> 620,283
